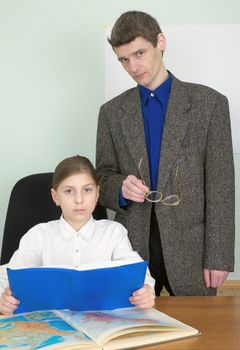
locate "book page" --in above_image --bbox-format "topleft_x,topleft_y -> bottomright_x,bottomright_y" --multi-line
0,310 -> 101,350
9,259 -> 142,271
58,307 -> 198,346
103,328 -> 200,350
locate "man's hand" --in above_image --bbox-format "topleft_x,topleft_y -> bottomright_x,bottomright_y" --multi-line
204,269 -> 229,288
129,284 -> 155,309
122,175 -> 149,202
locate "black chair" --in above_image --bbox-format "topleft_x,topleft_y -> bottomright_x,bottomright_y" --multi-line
0,173 -> 107,264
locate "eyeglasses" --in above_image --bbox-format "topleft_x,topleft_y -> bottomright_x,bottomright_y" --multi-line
138,157 -> 181,206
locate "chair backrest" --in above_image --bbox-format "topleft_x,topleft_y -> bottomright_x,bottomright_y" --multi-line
0,173 -> 107,264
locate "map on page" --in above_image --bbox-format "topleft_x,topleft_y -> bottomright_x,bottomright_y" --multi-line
0,310 -> 93,349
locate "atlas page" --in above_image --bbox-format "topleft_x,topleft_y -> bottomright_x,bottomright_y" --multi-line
0,310 -> 101,350
57,306 -> 199,349
0,306 -> 199,350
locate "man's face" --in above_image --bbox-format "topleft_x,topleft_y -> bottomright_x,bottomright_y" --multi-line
114,34 -> 166,91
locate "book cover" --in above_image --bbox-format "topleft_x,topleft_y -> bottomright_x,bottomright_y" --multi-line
0,307 -> 200,350
7,260 -> 147,314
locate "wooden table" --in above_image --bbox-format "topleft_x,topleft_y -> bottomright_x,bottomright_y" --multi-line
145,296 -> 240,350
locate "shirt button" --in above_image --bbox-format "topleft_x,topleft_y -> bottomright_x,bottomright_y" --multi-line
75,249 -> 79,253
150,92 -> 154,97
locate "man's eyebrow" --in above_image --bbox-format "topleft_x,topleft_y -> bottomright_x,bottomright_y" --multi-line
118,48 -> 147,61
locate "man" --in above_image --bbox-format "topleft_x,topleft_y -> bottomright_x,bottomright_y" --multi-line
96,11 -> 235,295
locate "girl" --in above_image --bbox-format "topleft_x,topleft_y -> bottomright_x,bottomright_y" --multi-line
0,155 -> 155,315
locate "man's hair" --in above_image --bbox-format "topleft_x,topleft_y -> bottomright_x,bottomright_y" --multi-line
108,11 -> 162,48
52,155 -> 98,190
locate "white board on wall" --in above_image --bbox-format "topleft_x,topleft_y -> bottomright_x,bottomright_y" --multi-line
105,25 -> 240,153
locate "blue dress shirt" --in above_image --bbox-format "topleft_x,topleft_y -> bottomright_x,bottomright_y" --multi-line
139,73 -> 172,190
119,73 -> 172,206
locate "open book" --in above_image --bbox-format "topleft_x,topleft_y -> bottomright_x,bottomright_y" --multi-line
7,260 -> 147,313
0,306 -> 199,349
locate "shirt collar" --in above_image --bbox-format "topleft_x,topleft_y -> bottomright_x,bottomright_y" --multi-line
139,71 -> 172,106
59,215 -> 95,241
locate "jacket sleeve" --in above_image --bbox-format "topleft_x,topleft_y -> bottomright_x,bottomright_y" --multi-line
96,104 -> 127,213
204,94 -> 235,271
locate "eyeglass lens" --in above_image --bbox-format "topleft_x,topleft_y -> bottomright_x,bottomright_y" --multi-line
145,191 -> 180,205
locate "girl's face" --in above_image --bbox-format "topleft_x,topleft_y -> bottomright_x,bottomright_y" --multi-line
51,172 -> 99,231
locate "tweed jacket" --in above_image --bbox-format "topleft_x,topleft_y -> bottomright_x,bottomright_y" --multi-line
96,75 -> 235,295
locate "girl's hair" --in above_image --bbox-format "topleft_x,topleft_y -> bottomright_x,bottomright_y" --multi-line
52,155 -> 98,190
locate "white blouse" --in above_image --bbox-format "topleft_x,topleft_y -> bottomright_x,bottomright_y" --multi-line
0,216 -> 154,295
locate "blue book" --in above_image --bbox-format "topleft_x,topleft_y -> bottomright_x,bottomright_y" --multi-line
7,260 -> 147,314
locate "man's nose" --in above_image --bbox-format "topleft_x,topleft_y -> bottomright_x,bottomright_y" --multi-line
128,58 -> 139,74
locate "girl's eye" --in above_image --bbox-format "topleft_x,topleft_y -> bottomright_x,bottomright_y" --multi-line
64,189 -> 72,194
84,187 -> 93,193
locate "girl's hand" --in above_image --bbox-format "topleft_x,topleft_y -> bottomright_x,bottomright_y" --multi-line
129,283 -> 155,309
0,287 -> 19,315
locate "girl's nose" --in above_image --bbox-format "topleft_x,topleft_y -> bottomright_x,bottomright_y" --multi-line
75,192 -> 83,204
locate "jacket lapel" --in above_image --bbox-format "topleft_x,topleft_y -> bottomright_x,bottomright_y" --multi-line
158,76 -> 191,192
119,88 -> 150,183
118,77 -> 192,191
